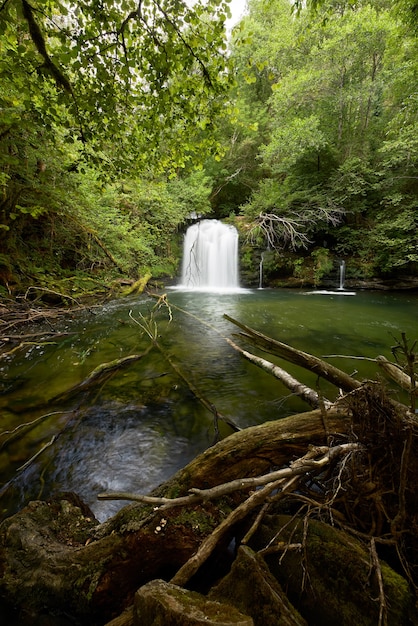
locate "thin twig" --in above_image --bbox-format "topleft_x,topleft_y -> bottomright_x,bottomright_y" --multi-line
370,537 -> 388,626
0,411 -> 65,451
17,434 -> 58,472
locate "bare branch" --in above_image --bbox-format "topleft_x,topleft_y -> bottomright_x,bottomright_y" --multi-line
169,443 -> 361,586
224,313 -> 362,393
98,443 -> 361,510
370,537 -> 388,626
249,212 -> 312,249
224,335 -> 333,409
248,205 -> 345,250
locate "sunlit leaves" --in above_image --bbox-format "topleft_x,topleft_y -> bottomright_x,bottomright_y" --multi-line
260,116 -> 328,174
1,0 -> 234,174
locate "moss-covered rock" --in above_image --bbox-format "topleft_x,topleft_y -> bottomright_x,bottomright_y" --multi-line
249,514 -> 416,626
209,545 -> 307,626
134,579 -> 253,625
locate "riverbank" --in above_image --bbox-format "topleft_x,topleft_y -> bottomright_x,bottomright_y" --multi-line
266,275 -> 418,291
1,271 -> 417,353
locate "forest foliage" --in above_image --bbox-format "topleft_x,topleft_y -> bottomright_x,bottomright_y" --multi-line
0,0 -> 417,295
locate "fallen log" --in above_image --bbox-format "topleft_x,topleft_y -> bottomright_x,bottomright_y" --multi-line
224,314 -> 362,392
134,579 -> 254,626
376,354 -> 417,395
121,274 -> 152,296
224,315 -> 414,420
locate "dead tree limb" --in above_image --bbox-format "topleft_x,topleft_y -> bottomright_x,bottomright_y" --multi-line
171,475 -> 301,587
224,336 -> 333,409
98,443 -> 359,508
47,347 -> 154,405
370,537 -> 388,626
0,411 -> 65,451
224,314 -> 362,393
376,355 -> 417,395
24,286 -> 81,306
170,443 -> 360,587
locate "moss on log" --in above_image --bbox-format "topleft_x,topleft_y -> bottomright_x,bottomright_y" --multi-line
122,274 -> 152,296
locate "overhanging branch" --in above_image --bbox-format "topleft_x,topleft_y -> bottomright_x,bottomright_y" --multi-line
21,0 -> 73,93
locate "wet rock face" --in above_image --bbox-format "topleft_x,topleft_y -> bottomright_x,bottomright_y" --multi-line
134,579 -> 253,626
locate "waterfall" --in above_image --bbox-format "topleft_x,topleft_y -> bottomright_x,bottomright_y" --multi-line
259,252 -> 265,289
180,219 -> 239,290
338,260 -> 346,290
305,259 -> 355,296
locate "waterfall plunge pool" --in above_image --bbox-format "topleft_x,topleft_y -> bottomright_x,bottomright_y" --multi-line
1,288 -> 417,521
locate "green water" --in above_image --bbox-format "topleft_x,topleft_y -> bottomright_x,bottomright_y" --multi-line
0,288 -> 417,521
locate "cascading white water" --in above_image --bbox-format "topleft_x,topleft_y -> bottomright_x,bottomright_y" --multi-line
180,219 -> 239,289
259,252 -> 265,289
338,260 -> 346,290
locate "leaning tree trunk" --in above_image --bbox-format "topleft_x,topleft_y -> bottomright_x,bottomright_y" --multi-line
0,408 -> 348,625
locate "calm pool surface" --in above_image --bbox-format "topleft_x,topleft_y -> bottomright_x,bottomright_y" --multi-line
1,288 -> 416,520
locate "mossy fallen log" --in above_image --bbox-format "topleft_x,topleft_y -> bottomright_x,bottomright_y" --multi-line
209,545 -> 307,626
134,579 -> 254,626
122,274 -> 152,296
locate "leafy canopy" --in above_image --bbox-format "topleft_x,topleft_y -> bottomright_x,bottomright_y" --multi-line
0,0 -> 234,174
224,0 -> 418,274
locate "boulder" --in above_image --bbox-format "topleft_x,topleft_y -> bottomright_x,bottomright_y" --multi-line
249,515 -> 416,626
134,579 -> 253,626
209,545 -> 307,626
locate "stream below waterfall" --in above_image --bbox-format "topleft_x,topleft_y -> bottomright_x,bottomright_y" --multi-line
1,287 -> 417,522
